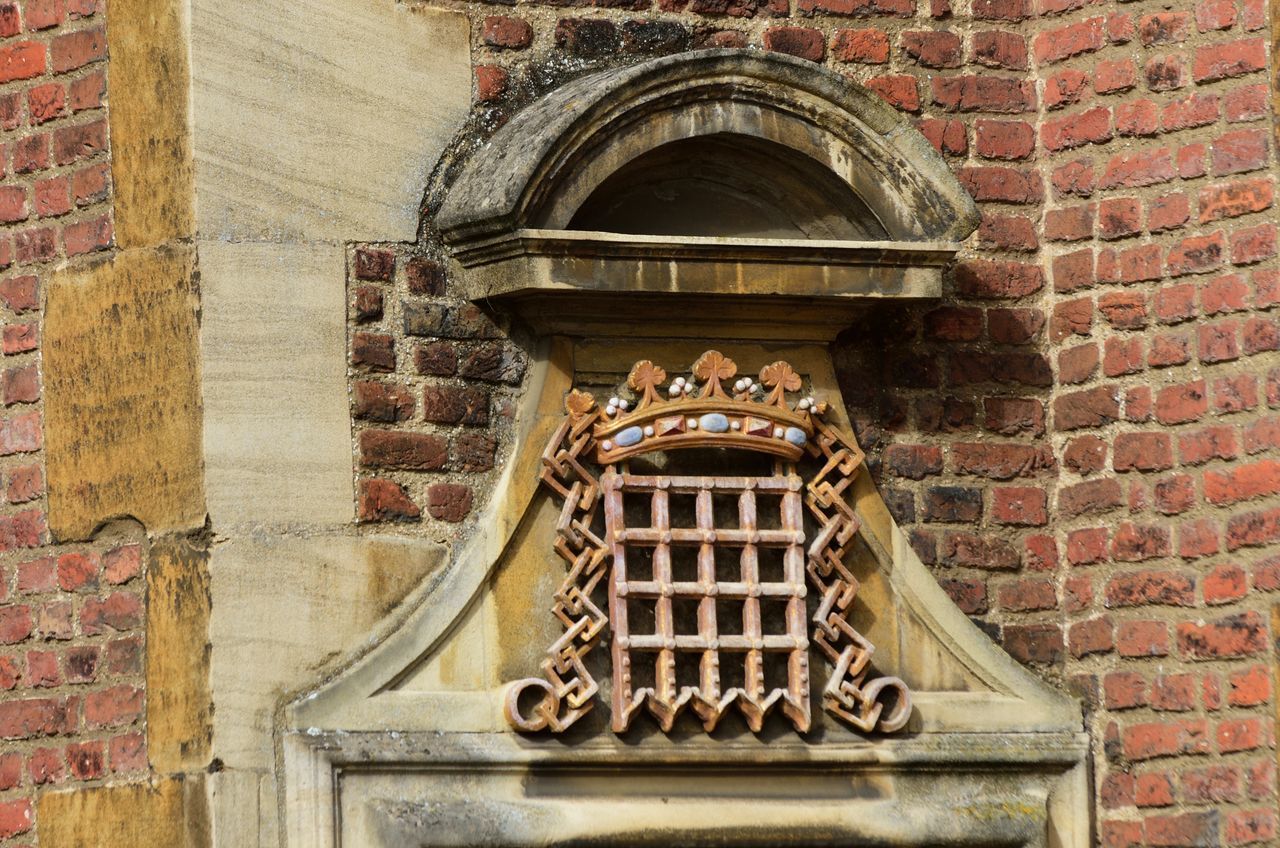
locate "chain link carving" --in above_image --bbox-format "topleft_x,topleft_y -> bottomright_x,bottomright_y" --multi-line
505,354 -> 912,735
804,417 -> 912,733
503,392 -> 610,732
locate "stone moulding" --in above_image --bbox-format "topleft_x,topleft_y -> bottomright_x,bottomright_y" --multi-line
283,48 -> 1089,848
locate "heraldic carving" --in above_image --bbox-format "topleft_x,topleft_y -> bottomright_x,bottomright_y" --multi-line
504,351 -> 911,736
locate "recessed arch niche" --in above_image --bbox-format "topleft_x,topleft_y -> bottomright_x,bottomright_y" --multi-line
285,49 -> 1089,847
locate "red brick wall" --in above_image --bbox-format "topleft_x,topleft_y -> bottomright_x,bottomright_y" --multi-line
349,1 -> 1279,843
0,2 -> 147,844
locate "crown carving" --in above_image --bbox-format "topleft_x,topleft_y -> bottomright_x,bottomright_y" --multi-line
568,351 -> 828,464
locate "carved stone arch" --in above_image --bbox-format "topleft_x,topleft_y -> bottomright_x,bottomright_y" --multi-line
285,49 -> 1089,848
436,49 -> 979,245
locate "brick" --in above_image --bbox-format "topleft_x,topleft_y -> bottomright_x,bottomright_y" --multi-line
1113,433 -> 1172,472
1242,316 -> 1280,354
1105,671 -> 1148,710
414,341 -> 457,377
1060,477 -> 1123,517
864,75 -> 919,112
832,28 -> 889,63
1178,611 -> 1267,658
359,430 -> 446,471
917,118 -> 967,156
1032,17 -> 1103,63
1115,99 -> 1158,138
1041,106 -> 1111,153
1225,84 -> 1268,122
1212,129 -> 1268,176
1100,337 -> 1142,376
51,119 -> 106,165
1069,616 -> 1112,657
0,799 -> 31,838
939,578 -> 987,614
1194,37 -> 1266,82
922,486 -> 981,522
998,577 -> 1055,612
1198,320 -> 1239,362
451,431 -> 496,473
1057,344 -> 1097,384
941,532 -> 1018,569
1051,159 -> 1094,196
1002,623 -> 1063,664
951,442 -> 1053,479
50,27 -> 104,72
992,486 -> 1046,525
1044,68 -> 1089,110
1098,197 -> 1142,239
620,20 -> 689,53
555,19 -> 620,57
1204,459 -> 1280,505
900,30 -> 959,68
954,259 -> 1042,298
1178,143 -> 1208,179
971,30 -> 1026,70
1225,811 -> 1275,846
1244,415 -> 1280,454
353,381 -> 414,423
763,27 -> 824,61
84,684 -> 142,729
109,732 -> 147,774
483,15 -> 533,49
426,483 -> 473,522
987,308 -> 1042,343
1179,425 -> 1237,464
1110,523 -> 1172,562
1054,387 -> 1120,430
0,42 -> 45,83
64,214 -> 112,256
1051,297 -> 1092,341
960,168 -> 1045,205
68,69 -> 104,112
882,444 -> 942,479
1095,58 -> 1136,94
1231,224 -> 1276,265
1203,562 -> 1245,601
1183,765 -> 1242,803
1199,178 -> 1273,224
67,740 -> 104,779
102,545 -> 140,586
353,285 -> 383,323
404,257 -> 445,295
1064,436 -> 1107,476
1106,570 -> 1196,610
1144,55 -> 1188,91
975,119 -> 1034,160
1044,204 -> 1093,242
1052,249 -> 1094,292
351,332 -> 395,372
459,342 -> 526,384
3,323 -> 36,354
972,0 -> 1029,20
1098,291 -> 1147,329
80,591 -> 141,635
1101,148 -> 1175,190
931,76 -> 1034,113
475,65 -> 506,103
1123,718 -> 1210,761
56,552 -> 98,592
403,301 -> 501,340
1161,92 -> 1219,132
1195,0 -> 1236,29
0,697 -> 73,740
1136,773 -> 1176,807
983,397 -> 1043,436
357,478 -> 420,523
1202,272 -> 1249,313
422,385 -> 489,426
1155,380 -> 1207,424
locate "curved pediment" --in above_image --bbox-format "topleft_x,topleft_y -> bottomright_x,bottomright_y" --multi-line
437,49 -> 979,247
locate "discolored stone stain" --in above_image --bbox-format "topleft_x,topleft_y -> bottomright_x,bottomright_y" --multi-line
43,245 -> 206,542
37,775 -> 210,848
147,535 -> 213,773
364,542 -> 448,618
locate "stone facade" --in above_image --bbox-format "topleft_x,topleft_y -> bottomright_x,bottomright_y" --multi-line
0,0 -> 1272,845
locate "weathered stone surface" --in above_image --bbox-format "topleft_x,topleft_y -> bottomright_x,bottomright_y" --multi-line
44,246 -> 205,541
209,535 -> 445,768
37,776 -> 209,847
106,0 -> 195,248
190,0 -> 470,242
147,536 -> 212,773
199,241 -> 352,528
